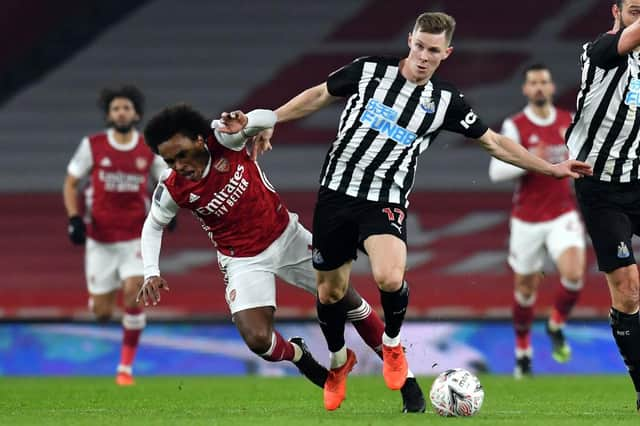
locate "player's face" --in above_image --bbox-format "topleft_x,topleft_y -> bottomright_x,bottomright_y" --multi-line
405,30 -> 452,85
616,0 -> 640,28
107,97 -> 139,134
158,134 -> 209,181
522,69 -> 555,107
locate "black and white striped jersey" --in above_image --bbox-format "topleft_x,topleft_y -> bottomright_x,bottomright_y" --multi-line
566,29 -> 640,182
320,56 -> 488,207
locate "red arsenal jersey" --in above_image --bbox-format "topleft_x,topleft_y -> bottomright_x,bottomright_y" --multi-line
507,107 -> 576,222
162,135 -> 289,257
86,132 -> 156,242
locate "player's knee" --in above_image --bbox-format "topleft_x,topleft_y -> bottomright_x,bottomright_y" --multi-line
371,268 -> 403,292
317,282 -> 346,304
244,329 -> 273,354
560,274 -> 584,290
515,288 -> 536,304
615,295 -> 640,315
514,274 -> 539,297
93,309 -> 113,322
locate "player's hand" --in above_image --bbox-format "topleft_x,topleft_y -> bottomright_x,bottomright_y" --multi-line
250,128 -> 273,161
216,110 -> 248,134
68,215 -> 86,245
550,160 -> 593,179
136,275 -> 170,306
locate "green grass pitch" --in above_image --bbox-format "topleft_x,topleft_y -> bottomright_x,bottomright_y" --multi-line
0,375 -> 637,425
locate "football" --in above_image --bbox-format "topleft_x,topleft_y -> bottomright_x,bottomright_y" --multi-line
429,368 -> 484,417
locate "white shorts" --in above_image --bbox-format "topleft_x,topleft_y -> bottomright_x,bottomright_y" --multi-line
85,238 -> 143,295
508,210 -> 585,275
217,213 -> 316,314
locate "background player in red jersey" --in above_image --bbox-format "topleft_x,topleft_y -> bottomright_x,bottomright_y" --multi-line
63,85 -> 167,386
489,64 -> 586,378
138,104 -> 426,413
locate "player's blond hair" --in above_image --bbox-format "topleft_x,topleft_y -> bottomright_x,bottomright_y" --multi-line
413,12 -> 456,45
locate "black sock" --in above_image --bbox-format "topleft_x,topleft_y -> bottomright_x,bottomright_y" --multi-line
380,281 -> 409,339
609,307 -> 640,392
316,297 -> 347,352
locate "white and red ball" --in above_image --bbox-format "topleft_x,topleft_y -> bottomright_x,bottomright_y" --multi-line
429,368 -> 484,417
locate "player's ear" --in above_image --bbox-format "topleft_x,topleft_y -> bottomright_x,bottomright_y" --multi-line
407,32 -> 412,50
442,46 -> 453,60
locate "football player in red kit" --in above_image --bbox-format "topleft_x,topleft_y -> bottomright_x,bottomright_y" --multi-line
138,104 -> 425,412
63,85 -> 167,386
489,64 -> 586,378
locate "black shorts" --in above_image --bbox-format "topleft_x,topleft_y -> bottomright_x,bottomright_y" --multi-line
575,177 -> 640,273
311,186 -> 407,271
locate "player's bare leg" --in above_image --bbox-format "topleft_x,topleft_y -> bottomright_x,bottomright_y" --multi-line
364,235 -> 408,390
547,247 -> 585,363
317,263 -> 357,411
116,276 -> 145,386
233,306 -> 326,386
89,291 -> 117,322
513,273 -> 541,378
605,264 -> 640,411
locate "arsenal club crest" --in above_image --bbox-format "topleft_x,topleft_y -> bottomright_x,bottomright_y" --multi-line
214,157 -> 230,173
135,157 -> 148,171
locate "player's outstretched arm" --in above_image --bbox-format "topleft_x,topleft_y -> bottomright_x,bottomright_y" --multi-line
476,129 -> 593,179
138,214 -> 171,306
213,109 -> 277,152
618,14 -> 640,55
274,83 -> 339,123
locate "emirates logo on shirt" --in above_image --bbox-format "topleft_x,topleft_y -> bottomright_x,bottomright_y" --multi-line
213,157 -> 230,173
135,157 -> 148,171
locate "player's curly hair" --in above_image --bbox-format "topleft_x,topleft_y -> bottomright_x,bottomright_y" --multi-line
144,104 -> 210,154
97,85 -> 145,118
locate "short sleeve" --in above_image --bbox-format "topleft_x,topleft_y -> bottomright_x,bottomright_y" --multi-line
66,137 -> 93,178
442,90 -> 489,139
326,57 -> 365,97
500,118 -> 521,145
587,30 -> 625,69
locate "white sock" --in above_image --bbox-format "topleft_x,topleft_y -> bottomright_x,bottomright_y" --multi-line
382,332 -> 401,347
291,342 -> 303,363
117,364 -> 132,375
330,345 -> 347,369
548,318 -> 564,332
515,347 -> 533,358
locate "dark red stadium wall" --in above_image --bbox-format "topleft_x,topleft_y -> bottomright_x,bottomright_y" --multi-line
0,0 -> 149,106
1,192 -> 610,319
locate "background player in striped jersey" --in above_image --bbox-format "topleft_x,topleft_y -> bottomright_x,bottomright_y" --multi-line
489,64 -> 586,378
566,0 -> 640,411
138,104 -> 426,413
251,12 -> 592,411
63,85 -> 167,386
